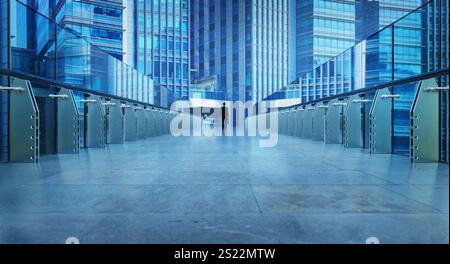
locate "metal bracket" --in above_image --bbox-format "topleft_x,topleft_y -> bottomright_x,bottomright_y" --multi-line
424,86 -> 449,92
49,94 -> 69,99
369,88 -> 392,154
124,104 -> 137,141
380,94 -> 401,99
153,110 -> 162,136
302,107 -> 313,138
411,79 -> 440,162
344,95 -> 364,148
83,95 -> 105,148
313,104 -> 326,141
105,99 -> 123,144
8,78 -> 39,163
325,99 -> 344,144
287,110 -> 296,136
294,109 -> 304,137
80,99 -> 96,103
56,88 -> 80,154
145,108 -> 155,137
136,105 -> 147,139
102,102 -> 117,106
352,99 -> 372,103
0,86 -> 26,92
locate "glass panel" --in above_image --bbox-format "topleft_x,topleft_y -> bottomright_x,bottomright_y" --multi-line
10,1 -> 155,105
10,1 -> 56,80
343,49 -> 351,93
365,26 -> 393,87
315,67 -> 321,98
336,54 -> 343,94
391,4 -> 429,156
392,82 -> 418,156
329,59 -> 335,96
393,6 -> 426,80
352,42 -> 364,90
322,63 -> 328,97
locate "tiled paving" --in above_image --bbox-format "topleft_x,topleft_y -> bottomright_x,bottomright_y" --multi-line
0,135 -> 448,243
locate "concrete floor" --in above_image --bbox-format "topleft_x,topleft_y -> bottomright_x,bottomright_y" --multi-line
0,135 -> 448,244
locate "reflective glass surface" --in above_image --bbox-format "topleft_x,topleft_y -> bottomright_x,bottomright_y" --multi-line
266,0 -> 447,107
8,0 -> 154,105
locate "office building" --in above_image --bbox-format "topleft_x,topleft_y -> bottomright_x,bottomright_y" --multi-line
190,0 -> 290,103
124,0 -> 190,108
355,0 -> 425,41
52,0 -> 125,59
296,0 -> 356,78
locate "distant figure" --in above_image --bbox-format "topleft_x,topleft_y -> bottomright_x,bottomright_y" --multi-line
221,102 -> 228,132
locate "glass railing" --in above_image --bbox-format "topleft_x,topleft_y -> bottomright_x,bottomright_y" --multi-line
271,0 -> 448,161
5,0 -> 155,105
265,0 -> 447,104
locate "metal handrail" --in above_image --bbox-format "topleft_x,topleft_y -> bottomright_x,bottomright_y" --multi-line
0,86 -> 26,92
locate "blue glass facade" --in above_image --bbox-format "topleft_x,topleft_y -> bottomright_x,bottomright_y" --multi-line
191,0 -> 290,103
53,0 -> 125,59
128,0 -> 190,108
268,0 -> 436,104
3,0 -> 154,101
296,0 -> 356,78
356,0 -> 425,42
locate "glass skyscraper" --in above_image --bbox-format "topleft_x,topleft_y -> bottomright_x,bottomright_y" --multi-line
296,0 -> 356,78
190,0 -> 290,103
356,0 -> 425,42
52,0 -> 125,59
49,0 -> 154,103
125,0 -> 190,108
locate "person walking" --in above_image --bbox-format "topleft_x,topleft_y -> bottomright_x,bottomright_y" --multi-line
221,102 -> 228,132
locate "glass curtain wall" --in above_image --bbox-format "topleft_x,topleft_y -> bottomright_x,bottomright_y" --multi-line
296,0 -> 356,78
53,0 -> 125,60
5,0 -> 154,104
266,0 -> 446,104
136,0 -> 190,108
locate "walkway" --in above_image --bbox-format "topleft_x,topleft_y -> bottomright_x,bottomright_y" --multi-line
0,135 -> 448,243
